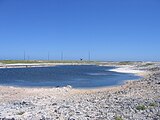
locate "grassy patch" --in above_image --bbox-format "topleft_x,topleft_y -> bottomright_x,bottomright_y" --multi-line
141,63 -> 153,67
17,111 -> 25,115
0,60 -> 42,64
136,105 -> 146,110
149,102 -> 157,107
0,60 -> 96,64
118,61 -> 133,65
115,116 -> 123,120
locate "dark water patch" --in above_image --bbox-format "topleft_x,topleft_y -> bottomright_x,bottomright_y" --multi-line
0,65 -> 140,88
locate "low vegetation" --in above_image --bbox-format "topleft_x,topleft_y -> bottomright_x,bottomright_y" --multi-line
140,63 -> 154,67
136,105 -> 146,110
0,60 -> 95,64
118,61 -> 134,65
17,111 -> 25,115
115,116 -> 123,120
149,102 -> 157,107
0,60 -> 42,64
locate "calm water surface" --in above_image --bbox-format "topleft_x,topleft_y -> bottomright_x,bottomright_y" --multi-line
0,65 -> 140,88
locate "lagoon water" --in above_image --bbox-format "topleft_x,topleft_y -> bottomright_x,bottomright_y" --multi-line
0,65 -> 140,88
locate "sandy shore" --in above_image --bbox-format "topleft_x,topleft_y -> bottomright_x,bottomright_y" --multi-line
109,66 -> 143,74
0,62 -> 159,120
0,63 -> 92,69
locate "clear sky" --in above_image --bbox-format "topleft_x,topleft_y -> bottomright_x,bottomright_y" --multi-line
0,0 -> 160,61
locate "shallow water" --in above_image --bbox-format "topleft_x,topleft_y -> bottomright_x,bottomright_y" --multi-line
0,65 -> 140,88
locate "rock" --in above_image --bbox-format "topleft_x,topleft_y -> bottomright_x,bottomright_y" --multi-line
156,82 -> 160,85
66,85 -> 72,89
52,103 -> 57,106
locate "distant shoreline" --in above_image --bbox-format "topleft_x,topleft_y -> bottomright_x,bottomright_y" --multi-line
0,62 -> 95,69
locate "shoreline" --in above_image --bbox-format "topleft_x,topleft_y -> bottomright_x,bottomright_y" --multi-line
0,64 -> 144,90
0,64 -> 148,103
0,62 -> 159,119
0,62 -> 95,69
108,65 -> 149,77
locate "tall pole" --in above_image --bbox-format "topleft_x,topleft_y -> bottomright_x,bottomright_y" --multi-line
88,51 -> 90,61
24,51 -> 26,61
48,52 -> 50,61
61,52 -> 63,61
28,56 -> 30,61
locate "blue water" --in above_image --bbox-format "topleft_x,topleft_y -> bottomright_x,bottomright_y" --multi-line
0,65 -> 140,88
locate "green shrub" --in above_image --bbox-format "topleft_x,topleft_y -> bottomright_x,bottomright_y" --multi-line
115,116 -> 123,120
118,61 -> 133,65
17,111 -> 25,115
141,63 -> 153,67
149,103 -> 157,107
136,105 -> 146,110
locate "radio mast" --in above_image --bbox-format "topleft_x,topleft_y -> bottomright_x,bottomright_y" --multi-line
88,51 -> 90,61
61,52 -> 63,61
48,52 -> 50,61
24,51 -> 26,60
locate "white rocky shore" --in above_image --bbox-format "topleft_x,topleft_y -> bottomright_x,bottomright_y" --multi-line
0,62 -> 160,120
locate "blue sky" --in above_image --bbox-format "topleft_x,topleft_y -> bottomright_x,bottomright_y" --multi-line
0,0 -> 160,61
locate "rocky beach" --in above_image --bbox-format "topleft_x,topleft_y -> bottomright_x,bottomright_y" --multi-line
0,62 -> 159,120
